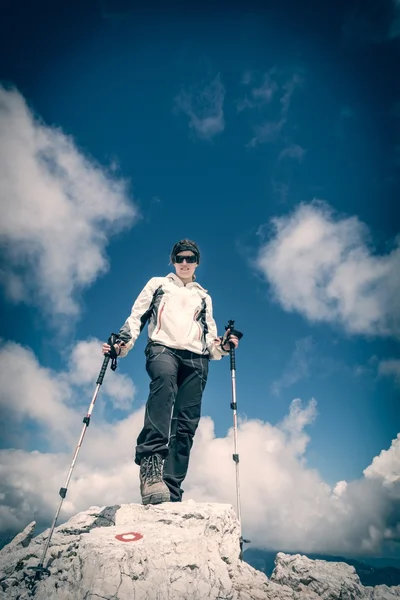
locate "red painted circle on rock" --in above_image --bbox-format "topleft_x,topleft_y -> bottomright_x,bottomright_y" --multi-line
115,532 -> 143,543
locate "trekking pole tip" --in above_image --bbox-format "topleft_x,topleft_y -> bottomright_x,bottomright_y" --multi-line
238,536 -> 251,560
27,564 -> 51,581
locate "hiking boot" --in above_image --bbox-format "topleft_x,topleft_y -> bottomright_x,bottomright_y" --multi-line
139,454 -> 171,505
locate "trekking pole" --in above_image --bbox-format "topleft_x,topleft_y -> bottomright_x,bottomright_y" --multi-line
224,320 -> 250,561
28,333 -> 120,581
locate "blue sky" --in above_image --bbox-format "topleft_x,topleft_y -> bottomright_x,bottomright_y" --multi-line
0,0 -> 399,559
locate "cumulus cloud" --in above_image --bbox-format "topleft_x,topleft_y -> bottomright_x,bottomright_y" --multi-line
0,339 -> 136,453
0,343 -> 399,557
0,421 -> 143,534
364,434 -> 400,485
0,86 -> 137,321
173,74 -> 225,140
0,338 -> 141,533
187,407 -> 400,555
0,342 -> 78,451
66,339 -> 136,410
256,201 -> 400,338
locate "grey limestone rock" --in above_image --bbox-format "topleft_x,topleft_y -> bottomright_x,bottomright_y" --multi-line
0,501 -> 399,600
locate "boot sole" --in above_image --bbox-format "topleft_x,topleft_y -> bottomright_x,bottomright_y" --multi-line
142,491 -> 171,505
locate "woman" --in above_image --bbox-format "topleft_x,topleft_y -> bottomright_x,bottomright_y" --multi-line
102,239 -> 239,505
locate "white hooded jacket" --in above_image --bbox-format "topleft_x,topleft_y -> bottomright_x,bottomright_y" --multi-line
118,273 -> 229,360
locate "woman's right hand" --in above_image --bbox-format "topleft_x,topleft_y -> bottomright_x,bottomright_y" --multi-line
102,342 -> 111,355
102,341 -> 125,356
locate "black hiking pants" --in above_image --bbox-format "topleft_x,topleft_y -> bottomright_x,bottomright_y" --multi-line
135,343 -> 209,502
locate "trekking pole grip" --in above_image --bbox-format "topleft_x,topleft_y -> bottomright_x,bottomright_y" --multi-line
230,346 -> 236,370
224,320 -> 243,371
96,333 -> 119,384
96,355 -> 110,385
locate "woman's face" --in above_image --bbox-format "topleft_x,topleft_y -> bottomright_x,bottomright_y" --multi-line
173,251 -> 198,280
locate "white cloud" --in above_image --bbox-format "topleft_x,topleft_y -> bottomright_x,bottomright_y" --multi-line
186,402 -> 400,555
278,144 -> 306,162
241,70 -> 303,148
364,434 -> 400,485
237,71 -> 278,112
256,201 -> 400,338
0,339 -> 136,452
0,342 -> 399,557
0,430 -> 142,533
0,86 -> 137,321
333,480 -> 348,497
174,74 -> 225,140
66,339 -> 136,410
280,74 -> 303,118
0,342 -> 78,450
247,120 -> 285,148
378,359 -> 400,385
0,338 -> 142,531
271,337 -> 315,396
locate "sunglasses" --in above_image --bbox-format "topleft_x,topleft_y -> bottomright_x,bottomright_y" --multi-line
174,254 -> 197,264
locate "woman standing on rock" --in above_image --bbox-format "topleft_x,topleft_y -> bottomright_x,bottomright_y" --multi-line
102,239 -> 240,506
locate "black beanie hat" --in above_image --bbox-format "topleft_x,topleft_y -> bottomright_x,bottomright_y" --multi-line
170,239 -> 200,264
